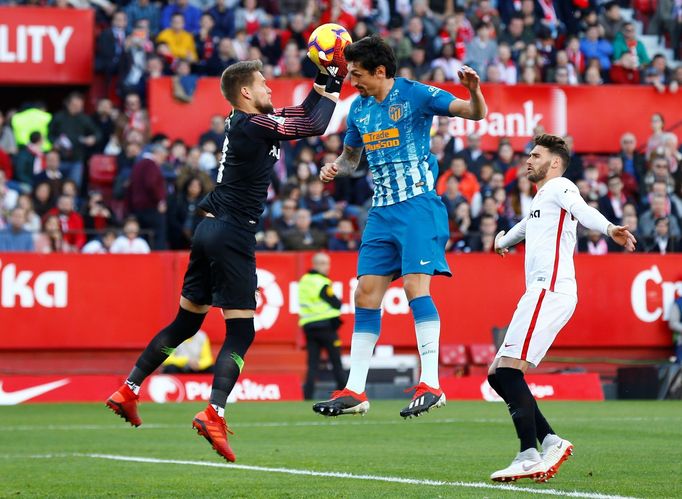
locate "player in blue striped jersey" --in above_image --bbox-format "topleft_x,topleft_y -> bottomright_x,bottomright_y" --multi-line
313,35 -> 487,419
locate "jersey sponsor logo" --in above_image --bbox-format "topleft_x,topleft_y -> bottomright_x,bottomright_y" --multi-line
269,145 -> 280,159
362,128 -> 400,152
266,114 -> 286,125
0,259 -> 68,308
389,104 -> 403,122
529,209 -> 541,219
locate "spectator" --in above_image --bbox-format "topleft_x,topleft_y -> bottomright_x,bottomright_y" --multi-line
613,22 -> 651,67
328,218 -> 360,251
498,14 -> 531,60
584,65 -> 604,85
386,16 -> 413,64
34,151 -> 64,199
255,228 -> 283,251
0,170 -> 18,214
272,198 -> 298,238
95,10 -> 128,89
580,23 -> 613,72
598,174 -> 632,225
82,228 -> 118,254
578,228 -> 610,254
489,43 -> 518,84
0,110 -> 17,156
110,217 -> 151,253
440,175 -> 467,219
465,22 -> 498,75
198,115 -> 225,151
234,0 -> 269,35
460,133 -> 490,178
619,132 -> 647,187
300,177 -> 342,231
156,13 -> 198,63
0,208 -> 34,252
12,131 -> 44,192
46,195 -> 86,250
195,13 -> 221,63
117,92 -> 150,148
82,191 -> 117,237
448,201 -> 474,252
48,92 -> 100,190
646,112 -> 667,161
90,99 -> 117,154
17,194 -> 41,233
32,182 -> 54,218
431,41 -> 463,82
250,18 -> 282,66
644,216 -> 681,253
168,176 -> 205,249
127,143 -> 168,250
172,59 -> 199,103
599,1 -> 626,42
161,0 -> 202,34
404,46 -> 432,81
204,37 -> 238,76
640,194 -> 681,239
120,23 -> 155,98
493,141 -> 516,174
610,52 -> 642,84
281,208 -> 327,250
406,15 -> 436,60
125,0 -> 161,36
207,0 -> 236,38
507,173 -> 534,223
11,102 -> 52,151
478,193 -> 510,232
35,214 -> 77,254
468,213 -> 497,252
437,156 -> 481,208
607,155 -> 639,197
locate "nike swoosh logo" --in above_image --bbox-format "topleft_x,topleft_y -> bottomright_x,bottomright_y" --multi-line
420,342 -> 433,348
0,379 -> 70,405
557,441 -> 563,449
522,462 -> 541,472
504,343 -> 515,348
419,260 -> 431,265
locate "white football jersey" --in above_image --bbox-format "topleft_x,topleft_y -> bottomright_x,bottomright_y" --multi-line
525,177 -> 580,296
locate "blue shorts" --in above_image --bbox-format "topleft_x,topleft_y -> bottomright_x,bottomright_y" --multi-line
358,190 -> 451,279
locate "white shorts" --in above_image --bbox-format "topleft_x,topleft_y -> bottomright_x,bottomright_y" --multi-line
495,287 -> 577,367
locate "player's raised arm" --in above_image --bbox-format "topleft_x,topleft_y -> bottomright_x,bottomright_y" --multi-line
448,65 -> 487,121
494,218 -> 528,257
555,180 -> 637,252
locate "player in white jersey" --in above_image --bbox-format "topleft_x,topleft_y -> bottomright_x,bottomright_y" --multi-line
489,134 -> 636,483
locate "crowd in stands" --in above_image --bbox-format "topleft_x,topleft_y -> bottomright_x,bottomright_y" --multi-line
0,0 -> 681,254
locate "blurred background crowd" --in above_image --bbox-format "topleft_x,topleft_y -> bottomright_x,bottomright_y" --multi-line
0,0 -> 681,255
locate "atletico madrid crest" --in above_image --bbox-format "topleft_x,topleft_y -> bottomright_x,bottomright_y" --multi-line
389,105 -> 403,122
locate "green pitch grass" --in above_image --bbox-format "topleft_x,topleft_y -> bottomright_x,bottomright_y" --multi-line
1,401 -> 680,498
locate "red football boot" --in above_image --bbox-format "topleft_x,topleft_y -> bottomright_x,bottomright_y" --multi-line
106,384 -> 142,427
192,404 -> 236,462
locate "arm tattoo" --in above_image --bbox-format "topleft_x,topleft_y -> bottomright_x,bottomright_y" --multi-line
335,145 -> 363,176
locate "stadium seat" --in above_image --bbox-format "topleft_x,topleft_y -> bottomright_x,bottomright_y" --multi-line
440,343 -> 468,376
468,344 -> 497,376
88,154 -> 117,185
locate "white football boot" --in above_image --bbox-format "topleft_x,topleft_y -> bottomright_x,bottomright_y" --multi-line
539,434 -> 574,481
490,448 -> 549,482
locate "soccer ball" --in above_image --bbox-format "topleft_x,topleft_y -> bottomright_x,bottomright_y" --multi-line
307,23 -> 353,66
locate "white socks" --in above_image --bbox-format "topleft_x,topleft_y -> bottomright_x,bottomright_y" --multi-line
345,333 -> 379,393
415,319 -> 440,388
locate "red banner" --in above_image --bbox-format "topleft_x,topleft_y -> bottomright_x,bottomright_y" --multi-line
0,374 -> 302,404
148,77 -> 681,153
0,7 -> 93,84
0,253 -> 679,350
441,373 -> 604,401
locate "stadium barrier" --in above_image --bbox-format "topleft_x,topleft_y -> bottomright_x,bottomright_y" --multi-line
0,252 -> 679,350
147,77 -> 682,154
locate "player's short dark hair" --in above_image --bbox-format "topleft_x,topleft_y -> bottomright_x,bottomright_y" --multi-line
344,35 -> 397,78
533,134 -> 570,172
220,60 -> 263,105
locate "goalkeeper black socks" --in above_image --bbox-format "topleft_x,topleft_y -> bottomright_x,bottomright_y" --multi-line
127,307 -> 206,386
209,318 -> 256,410
495,367 -> 537,452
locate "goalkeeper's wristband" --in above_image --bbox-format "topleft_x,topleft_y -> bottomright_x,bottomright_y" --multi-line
314,71 -> 329,86
325,75 -> 344,94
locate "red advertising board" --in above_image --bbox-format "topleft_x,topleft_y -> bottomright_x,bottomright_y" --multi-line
0,7 -> 94,84
148,77 -> 681,153
441,373 -> 604,401
0,373 -> 598,404
0,253 -> 679,350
